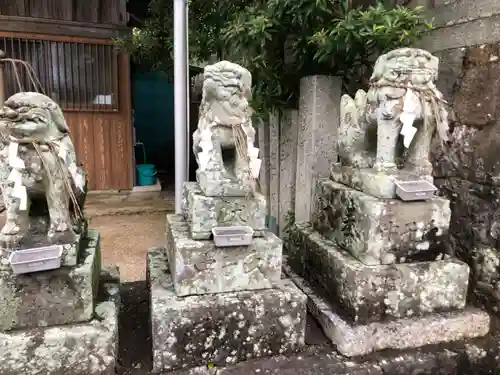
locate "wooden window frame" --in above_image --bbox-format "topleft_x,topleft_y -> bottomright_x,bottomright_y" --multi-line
0,31 -> 121,113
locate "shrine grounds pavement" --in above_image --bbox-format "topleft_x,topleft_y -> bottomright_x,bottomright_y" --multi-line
2,207 -> 499,374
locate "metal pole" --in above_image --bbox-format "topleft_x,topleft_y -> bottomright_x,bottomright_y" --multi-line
174,0 -> 188,214
185,4 -> 190,185
0,50 -> 6,105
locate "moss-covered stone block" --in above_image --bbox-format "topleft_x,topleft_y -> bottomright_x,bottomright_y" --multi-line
0,229 -> 101,332
0,271 -> 119,375
312,179 -> 451,265
166,214 -> 282,296
182,182 -> 267,240
148,247 -> 306,373
286,223 -> 470,324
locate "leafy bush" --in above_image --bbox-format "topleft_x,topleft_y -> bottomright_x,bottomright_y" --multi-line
223,0 -> 432,113
115,0 -> 252,74
117,0 -> 432,114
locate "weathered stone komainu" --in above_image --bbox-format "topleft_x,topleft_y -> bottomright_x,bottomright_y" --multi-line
0,92 -> 119,375
192,61 -> 261,197
0,92 -> 87,256
338,47 -> 449,174
285,47 -> 492,360
335,48 -> 450,199
149,60 -> 306,373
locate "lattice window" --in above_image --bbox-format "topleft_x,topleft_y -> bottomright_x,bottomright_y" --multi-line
0,36 -> 119,112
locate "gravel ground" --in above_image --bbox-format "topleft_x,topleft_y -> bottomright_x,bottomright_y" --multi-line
92,212 -> 167,282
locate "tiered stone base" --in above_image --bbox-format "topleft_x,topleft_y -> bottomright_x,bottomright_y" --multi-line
184,333 -> 500,374
0,271 -> 120,375
182,182 -> 267,240
288,222 -> 470,323
284,264 -> 489,357
0,230 -> 120,375
312,179 -> 451,265
148,247 -> 307,373
285,222 -> 491,357
166,214 -> 282,296
0,230 -> 100,331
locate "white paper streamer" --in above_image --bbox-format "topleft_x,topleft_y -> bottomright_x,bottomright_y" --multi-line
400,89 -> 419,148
250,158 -> 262,179
12,181 -> 28,211
58,142 -> 67,161
248,146 -> 259,159
198,152 -> 209,171
69,163 -> 85,192
8,142 -> 25,169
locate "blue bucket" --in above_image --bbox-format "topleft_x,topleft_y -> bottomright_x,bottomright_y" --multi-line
136,164 -> 157,186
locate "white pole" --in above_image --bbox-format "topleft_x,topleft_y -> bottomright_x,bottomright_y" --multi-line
185,4 -> 190,188
174,0 -> 188,214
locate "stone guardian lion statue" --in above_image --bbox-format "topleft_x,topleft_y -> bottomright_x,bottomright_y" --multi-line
192,61 -> 261,197
338,48 -> 449,174
0,92 -> 87,248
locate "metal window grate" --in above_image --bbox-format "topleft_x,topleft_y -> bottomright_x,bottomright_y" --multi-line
0,37 -> 119,112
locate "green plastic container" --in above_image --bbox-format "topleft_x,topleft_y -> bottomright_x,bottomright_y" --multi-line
136,164 -> 157,186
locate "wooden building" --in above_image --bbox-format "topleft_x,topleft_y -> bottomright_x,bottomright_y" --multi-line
0,0 -> 133,191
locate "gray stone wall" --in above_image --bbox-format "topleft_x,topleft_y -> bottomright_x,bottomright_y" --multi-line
405,0 -> 500,311
410,0 -> 500,52
430,41 -> 500,310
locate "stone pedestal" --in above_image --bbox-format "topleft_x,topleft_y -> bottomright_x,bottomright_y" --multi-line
166,214 -> 282,296
149,248 -> 306,372
288,223 -> 469,323
284,263 -> 489,357
331,162 -> 433,199
0,230 -> 120,375
285,175 -> 492,358
183,182 -> 267,240
196,169 -> 254,197
285,222 -> 491,357
312,179 -> 451,265
150,181 -> 307,373
0,231 -> 99,331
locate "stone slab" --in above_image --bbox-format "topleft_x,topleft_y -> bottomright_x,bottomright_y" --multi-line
312,179 -> 451,265
196,169 -> 253,197
166,215 -> 282,296
0,270 -> 120,375
203,330 -> 500,375
182,182 -> 267,240
294,76 -> 340,223
0,229 -> 101,332
286,222 -> 469,324
148,247 -> 307,373
284,265 -> 490,358
278,109 -> 299,237
330,163 -> 434,199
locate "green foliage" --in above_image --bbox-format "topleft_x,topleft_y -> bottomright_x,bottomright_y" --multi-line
115,0 -> 252,74
283,209 -> 296,242
223,1 -> 432,113
114,0 -> 174,73
116,0 -> 432,115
